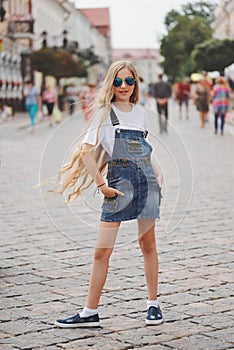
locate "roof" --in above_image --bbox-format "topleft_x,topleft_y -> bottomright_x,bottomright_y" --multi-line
112,48 -> 161,60
79,8 -> 110,38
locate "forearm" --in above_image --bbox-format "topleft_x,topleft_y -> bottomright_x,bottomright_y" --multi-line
81,144 -> 124,197
81,146 -> 104,186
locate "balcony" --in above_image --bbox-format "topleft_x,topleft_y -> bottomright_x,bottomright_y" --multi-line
7,14 -> 34,40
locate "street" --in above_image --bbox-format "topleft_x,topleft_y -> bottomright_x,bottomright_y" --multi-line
0,101 -> 234,350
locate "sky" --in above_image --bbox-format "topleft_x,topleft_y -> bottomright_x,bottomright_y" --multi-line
73,0 -> 202,49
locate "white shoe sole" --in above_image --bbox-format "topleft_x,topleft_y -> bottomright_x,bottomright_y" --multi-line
145,318 -> 163,325
54,320 -> 100,328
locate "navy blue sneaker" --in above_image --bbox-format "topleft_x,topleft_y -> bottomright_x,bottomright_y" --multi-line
145,306 -> 163,325
54,313 -> 100,328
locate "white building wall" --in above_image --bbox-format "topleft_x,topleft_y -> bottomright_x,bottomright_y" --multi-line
212,0 -> 234,40
64,4 -> 92,50
64,2 -> 110,82
132,59 -> 162,85
112,49 -> 163,86
32,0 -> 66,49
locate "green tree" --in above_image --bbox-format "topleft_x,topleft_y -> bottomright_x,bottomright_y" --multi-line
181,1 -> 217,26
161,16 -> 211,79
31,48 -> 87,84
161,1 -> 216,80
192,39 -> 234,72
164,1 -> 216,30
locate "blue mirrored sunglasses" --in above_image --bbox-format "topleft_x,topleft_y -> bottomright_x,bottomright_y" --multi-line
113,77 -> 135,87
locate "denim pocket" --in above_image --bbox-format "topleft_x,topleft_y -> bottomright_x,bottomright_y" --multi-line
102,194 -> 118,213
126,139 -> 143,154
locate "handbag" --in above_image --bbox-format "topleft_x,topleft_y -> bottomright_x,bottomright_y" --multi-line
53,107 -> 62,123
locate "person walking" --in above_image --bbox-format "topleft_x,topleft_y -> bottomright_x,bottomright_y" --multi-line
139,76 -> 148,106
42,85 -> 57,127
65,83 -> 78,115
152,74 -> 172,133
54,60 -> 163,328
193,78 -> 210,128
23,80 -> 40,133
212,76 -> 230,135
80,83 -> 96,120
175,77 -> 191,119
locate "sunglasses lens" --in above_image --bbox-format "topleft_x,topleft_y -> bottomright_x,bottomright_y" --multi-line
113,77 -> 135,87
113,78 -> 122,87
125,77 -> 135,86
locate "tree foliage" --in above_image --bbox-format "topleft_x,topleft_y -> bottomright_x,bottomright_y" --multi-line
161,16 -> 211,79
181,1 -> 217,26
192,39 -> 234,72
31,48 -> 87,82
161,1 -> 216,80
164,1 -> 216,31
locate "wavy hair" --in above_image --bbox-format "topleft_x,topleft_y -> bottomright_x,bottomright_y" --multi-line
56,60 -> 139,202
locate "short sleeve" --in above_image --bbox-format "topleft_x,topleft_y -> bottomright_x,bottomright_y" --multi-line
82,113 -> 102,146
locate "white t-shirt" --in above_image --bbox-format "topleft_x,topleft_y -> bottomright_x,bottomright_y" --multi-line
82,104 -> 148,157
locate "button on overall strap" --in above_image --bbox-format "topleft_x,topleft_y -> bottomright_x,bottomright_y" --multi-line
110,108 -> 120,126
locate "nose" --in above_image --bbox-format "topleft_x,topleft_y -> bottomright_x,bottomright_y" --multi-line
120,79 -> 127,88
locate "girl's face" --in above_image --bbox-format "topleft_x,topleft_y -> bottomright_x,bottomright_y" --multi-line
113,67 -> 135,103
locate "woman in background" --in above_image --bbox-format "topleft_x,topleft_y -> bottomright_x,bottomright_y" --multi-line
212,76 -> 230,135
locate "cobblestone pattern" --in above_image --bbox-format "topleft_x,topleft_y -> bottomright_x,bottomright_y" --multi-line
0,103 -> 233,349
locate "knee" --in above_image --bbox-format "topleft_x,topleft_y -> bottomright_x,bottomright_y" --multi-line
138,237 -> 156,255
93,248 -> 113,262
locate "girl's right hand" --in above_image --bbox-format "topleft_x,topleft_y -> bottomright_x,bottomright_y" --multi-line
100,184 -> 124,198
157,174 -> 163,188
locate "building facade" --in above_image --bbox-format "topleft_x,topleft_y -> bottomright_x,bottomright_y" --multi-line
212,0 -> 234,40
0,0 -> 111,111
112,49 -> 163,86
0,0 -> 33,112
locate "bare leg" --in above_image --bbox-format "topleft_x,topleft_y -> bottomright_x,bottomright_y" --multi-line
138,219 -> 158,300
200,112 -> 206,128
186,101 -> 189,119
179,102 -> 182,119
86,221 -> 120,309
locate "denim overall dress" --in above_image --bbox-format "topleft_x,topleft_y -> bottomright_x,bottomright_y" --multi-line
101,108 -> 161,222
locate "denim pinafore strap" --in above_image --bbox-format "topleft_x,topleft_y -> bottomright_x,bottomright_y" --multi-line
100,107 -> 161,222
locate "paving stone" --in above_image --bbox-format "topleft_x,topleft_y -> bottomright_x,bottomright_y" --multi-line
1,105 -> 234,349
164,333 -> 234,350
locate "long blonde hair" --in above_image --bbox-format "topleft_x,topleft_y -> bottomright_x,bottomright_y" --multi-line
57,60 -> 139,202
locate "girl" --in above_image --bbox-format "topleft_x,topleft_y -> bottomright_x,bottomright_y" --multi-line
54,60 -> 163,327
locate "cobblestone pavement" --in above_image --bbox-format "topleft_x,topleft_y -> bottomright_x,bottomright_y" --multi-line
0,102 -> 234,350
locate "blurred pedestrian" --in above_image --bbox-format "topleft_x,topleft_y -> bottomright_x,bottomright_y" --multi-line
152,73 -> 172,133
139,76 -> 148,106
211,76 -> 230,135
23,80 -> 40,133
193,78 -> 210,128
175,77 -> 191,119
66,83 -> 78,115
54,60 -> 163,328
80,83 -> 96,120
42,85 -> 57,127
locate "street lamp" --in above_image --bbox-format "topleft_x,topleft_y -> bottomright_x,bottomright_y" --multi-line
41,31 -> 48,48
62,29 -> 68,49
